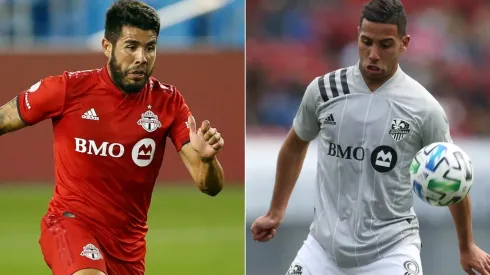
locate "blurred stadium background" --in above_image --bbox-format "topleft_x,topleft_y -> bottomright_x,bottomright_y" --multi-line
0,0 -> 244,274
246,0 -> 490,275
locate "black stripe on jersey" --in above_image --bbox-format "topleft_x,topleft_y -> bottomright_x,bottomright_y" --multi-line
329,71 -> 339,98
340,68 -> 350,94
16,95 -> 30,126
318,75 -> 329,101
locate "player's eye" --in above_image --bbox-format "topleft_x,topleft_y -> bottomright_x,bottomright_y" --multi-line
126,45 -> 137,50
362,39 -> 372,46
380,43 -> 393,49
147,45 -> 156,51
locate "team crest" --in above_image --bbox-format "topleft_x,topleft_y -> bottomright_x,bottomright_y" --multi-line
389,118 -> 410,142
286,264 -> 303,275
137,106 -> 162,133
80,243 -> 102,261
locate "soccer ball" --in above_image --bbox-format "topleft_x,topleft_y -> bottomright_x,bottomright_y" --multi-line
409,142 -> 474,206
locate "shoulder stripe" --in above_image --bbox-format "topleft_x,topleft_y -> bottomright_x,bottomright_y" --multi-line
318,75 -> 329,102
340,68 -> 350,94
329,71 -> 339,98
317,67 -> 351,102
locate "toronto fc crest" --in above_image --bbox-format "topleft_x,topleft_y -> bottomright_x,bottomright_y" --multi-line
80,243 -> 102,260
137,105 -> 162,133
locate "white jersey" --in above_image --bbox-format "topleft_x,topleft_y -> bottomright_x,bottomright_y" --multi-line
292,61 -> 452,268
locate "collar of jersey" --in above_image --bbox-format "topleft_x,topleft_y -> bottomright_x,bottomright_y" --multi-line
353,60 -> 405,94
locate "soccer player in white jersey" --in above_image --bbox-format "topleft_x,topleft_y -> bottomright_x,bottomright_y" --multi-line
250,0 -> 490,274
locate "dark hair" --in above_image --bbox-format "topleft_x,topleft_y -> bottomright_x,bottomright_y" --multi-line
360,0 -> 407,36
105,0 -> 160,44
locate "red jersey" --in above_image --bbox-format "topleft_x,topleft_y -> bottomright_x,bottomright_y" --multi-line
17,66 -> 191,262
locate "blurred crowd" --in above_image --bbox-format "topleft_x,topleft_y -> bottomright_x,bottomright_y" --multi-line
0,0 -> 244,49
247,0 -> 490,137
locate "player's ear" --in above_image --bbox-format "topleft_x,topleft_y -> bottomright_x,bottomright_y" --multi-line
400,35 -> 410,53
102,38 -> 112,58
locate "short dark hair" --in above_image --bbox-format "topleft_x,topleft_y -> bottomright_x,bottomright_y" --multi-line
360,0 -> 407,36
105,0 -> 160,44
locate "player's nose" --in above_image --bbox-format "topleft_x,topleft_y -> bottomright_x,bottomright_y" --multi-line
134,49 -> 148,65
369,47 -> 380,62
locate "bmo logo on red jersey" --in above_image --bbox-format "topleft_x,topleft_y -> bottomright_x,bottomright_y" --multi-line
75,138 -> 124,158
74,137 -> 156,167
131,138 -> 156,167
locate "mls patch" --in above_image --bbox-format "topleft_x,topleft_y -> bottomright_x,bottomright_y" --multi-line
27,80 -> 41,93
389,118 -> 411,142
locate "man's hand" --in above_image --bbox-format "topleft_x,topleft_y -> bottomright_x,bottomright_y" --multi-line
250,213 -> 282,242
188,115 -> 224,159
460,243 -> 490,275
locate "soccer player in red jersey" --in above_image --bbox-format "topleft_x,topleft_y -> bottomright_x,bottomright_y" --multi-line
0,1 -> 225,274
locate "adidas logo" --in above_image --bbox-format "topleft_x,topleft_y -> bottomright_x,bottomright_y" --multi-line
81,108 -> 99,121
324,114 -> 336,125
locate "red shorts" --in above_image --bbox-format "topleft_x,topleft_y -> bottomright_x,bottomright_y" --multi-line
39,211 -> 145,275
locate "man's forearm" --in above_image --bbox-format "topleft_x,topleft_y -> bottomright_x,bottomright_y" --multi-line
196,156 -> 224,196
449,195 -> 474,251
268,138 -> 309,219
0,96 -> 25,136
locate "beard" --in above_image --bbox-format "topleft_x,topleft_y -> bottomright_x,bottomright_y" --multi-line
109,50 -> 153,94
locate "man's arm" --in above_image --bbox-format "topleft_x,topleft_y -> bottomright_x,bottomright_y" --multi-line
266,77 -> 320,220
267,128 -> 310,220
448,195 -> 474,251
448,194 -> 490,274
424,103 -> 474,247
422,101 -> 490,274
167,87 -> 224,196
179,144 -> 224,196
251,77 -> 320,241
0,96 -> 26,136
5,75 -> 67,133
423,104 -> 474,247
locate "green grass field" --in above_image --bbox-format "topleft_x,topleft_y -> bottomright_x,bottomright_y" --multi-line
0,183 -> 244,274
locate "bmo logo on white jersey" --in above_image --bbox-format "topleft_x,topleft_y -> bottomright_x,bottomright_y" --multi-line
75,138 -> 124,158
370,145 -> 398,173
327,142 -> 365,161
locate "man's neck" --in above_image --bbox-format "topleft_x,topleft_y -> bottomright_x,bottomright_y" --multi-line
360,63 -> 398,92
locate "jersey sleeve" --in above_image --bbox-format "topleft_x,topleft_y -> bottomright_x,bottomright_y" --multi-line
17,74 -> 67,125
292,77 -> 321,141
169,89 -> 191,151
422,102 -> 453,146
